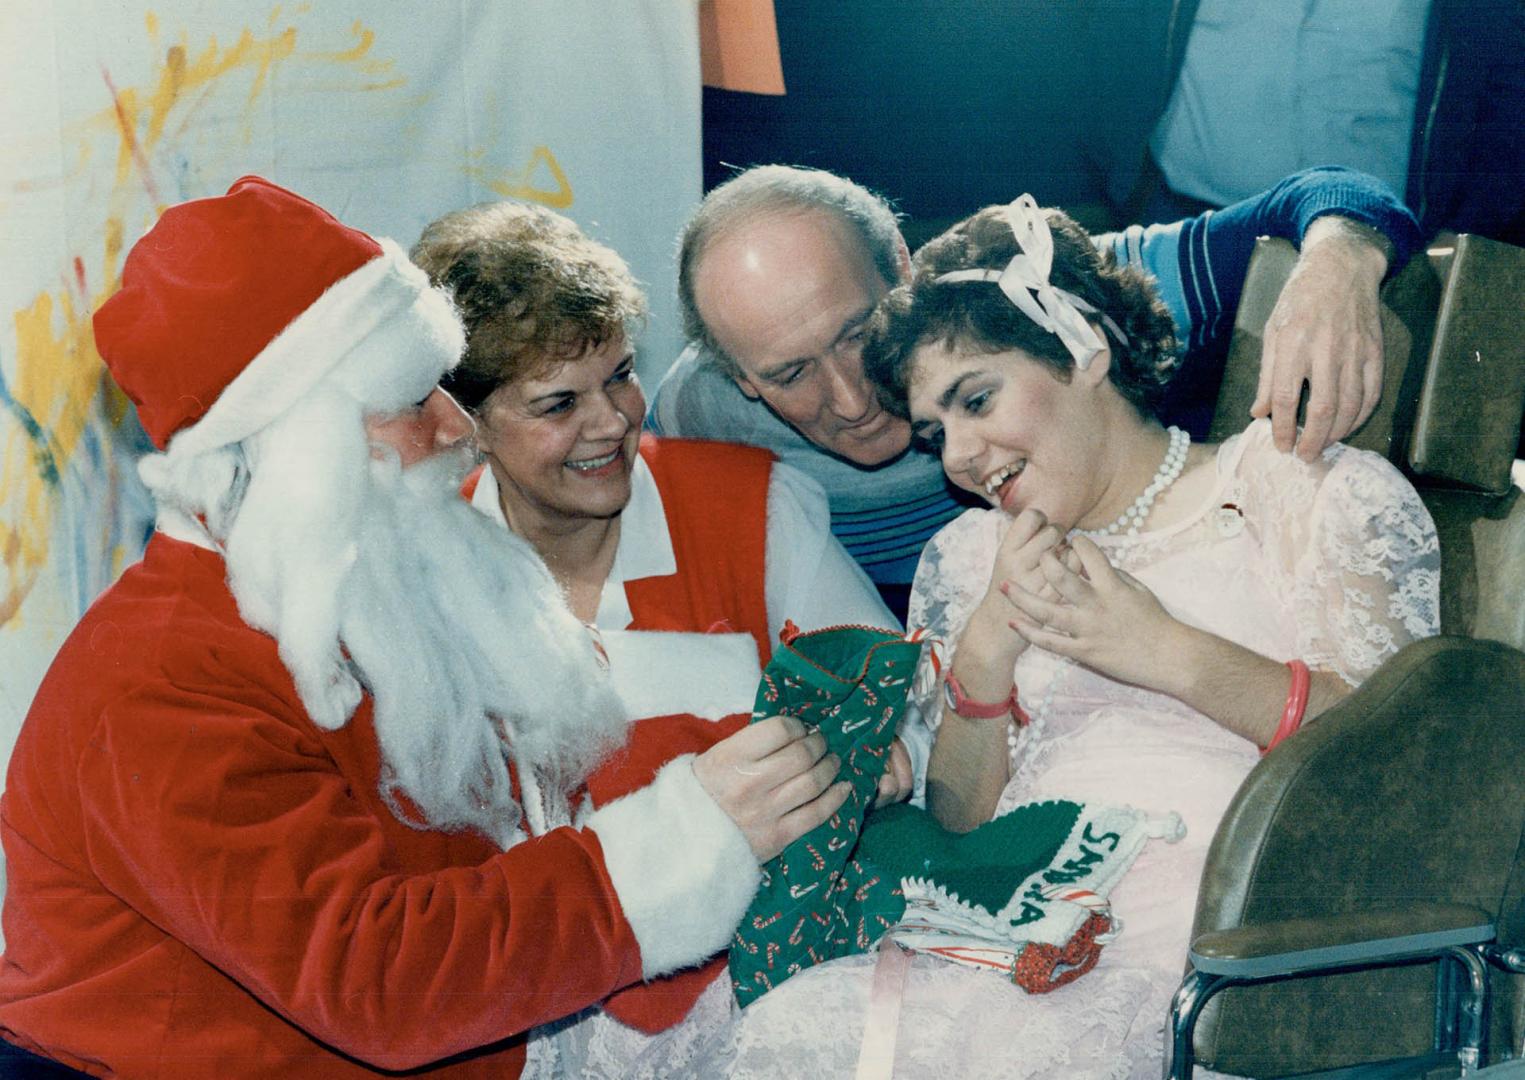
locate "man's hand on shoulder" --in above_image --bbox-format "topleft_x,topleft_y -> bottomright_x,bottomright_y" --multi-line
1252,215 -> 1391,461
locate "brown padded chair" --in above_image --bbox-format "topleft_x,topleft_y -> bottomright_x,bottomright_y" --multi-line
1164,233 -> 1525,1079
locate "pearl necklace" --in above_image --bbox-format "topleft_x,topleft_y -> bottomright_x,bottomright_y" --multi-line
1006,428 -> 1187,769
1078,425 -> 1189,540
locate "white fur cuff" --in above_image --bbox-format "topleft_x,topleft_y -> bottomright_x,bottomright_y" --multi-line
600,629 -> 761,722
587,754 -> 760,979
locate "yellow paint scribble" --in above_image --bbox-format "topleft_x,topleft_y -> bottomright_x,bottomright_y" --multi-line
82,11 -> 405,163
13,294 -> 99,468
0,291 -> 107,626
120,25 -> 300,162
465,145 -> 575,210
304,19 -> 397,78
0,425 -> 35,625
0,448 -> 45,629
0,530 -> 38,627
3,8 -> 414,630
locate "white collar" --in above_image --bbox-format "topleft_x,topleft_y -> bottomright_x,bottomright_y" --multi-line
154,506 -> 220,552
470,453 -> 678,627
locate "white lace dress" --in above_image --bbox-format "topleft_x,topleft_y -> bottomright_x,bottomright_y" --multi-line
714,420 -> 1441,1080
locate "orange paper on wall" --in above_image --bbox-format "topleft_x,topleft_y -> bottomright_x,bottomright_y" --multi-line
700,0 -> 785,95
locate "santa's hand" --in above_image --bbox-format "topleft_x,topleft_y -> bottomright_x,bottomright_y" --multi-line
873,737 -> 914,807
1252,214 -> 1389,461
1004,536 -> 1181,690
693,715 -> 850,863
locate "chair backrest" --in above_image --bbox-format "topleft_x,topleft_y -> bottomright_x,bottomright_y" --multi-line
1188,234 -> 1525,1074
1207,234 -> 1525,648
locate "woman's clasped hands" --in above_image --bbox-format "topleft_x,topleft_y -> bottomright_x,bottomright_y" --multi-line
959,510 -> 1067,665
972,509 -> 1185,693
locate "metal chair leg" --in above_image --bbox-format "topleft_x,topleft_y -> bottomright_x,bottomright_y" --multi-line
1443,944 -> 1490,1074
1437,954 -> 1461,1052
1163,969 -> 1230,1080
1483,945 -> 1525,1060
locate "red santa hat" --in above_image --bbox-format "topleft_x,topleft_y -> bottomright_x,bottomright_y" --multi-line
93,175 -> 463,453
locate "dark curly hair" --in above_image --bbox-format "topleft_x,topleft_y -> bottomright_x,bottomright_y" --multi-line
863,203 -> 1179,423
410,202 -> 647,411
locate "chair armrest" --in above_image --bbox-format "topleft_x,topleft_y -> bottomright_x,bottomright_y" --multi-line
1189,903 -> 1494,979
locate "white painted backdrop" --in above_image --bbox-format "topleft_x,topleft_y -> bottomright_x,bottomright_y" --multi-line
0,1 -> 703,906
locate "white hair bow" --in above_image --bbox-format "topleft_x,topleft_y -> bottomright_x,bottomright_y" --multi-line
935,194 -> 1125,371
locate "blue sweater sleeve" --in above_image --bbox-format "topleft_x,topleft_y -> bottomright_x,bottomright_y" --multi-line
1094,166 -> 1422,357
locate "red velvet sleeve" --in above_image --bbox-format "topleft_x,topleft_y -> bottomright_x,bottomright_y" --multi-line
75,682 -> 645,1071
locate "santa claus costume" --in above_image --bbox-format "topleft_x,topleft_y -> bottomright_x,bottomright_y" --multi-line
0,178 -> 763,1078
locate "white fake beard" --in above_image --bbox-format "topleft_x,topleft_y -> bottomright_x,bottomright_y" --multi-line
211,386 -> 627,847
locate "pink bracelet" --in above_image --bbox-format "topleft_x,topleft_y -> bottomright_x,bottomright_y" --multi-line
1264,659 -> 1311,754
943,672 -> 1029,726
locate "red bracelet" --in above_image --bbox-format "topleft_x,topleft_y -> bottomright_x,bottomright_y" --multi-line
943,672 -> 1030,726
1264,659 -> 1311,754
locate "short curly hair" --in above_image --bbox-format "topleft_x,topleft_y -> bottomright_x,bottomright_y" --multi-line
863,203 -> 1179,422
410,202 -> 647,411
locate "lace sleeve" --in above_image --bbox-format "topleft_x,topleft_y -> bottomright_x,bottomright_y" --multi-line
904,508 -> 1009,732
1268,443 -> 1441,686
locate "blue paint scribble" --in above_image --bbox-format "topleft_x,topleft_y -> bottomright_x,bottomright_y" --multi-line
0,351 -> 63,487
